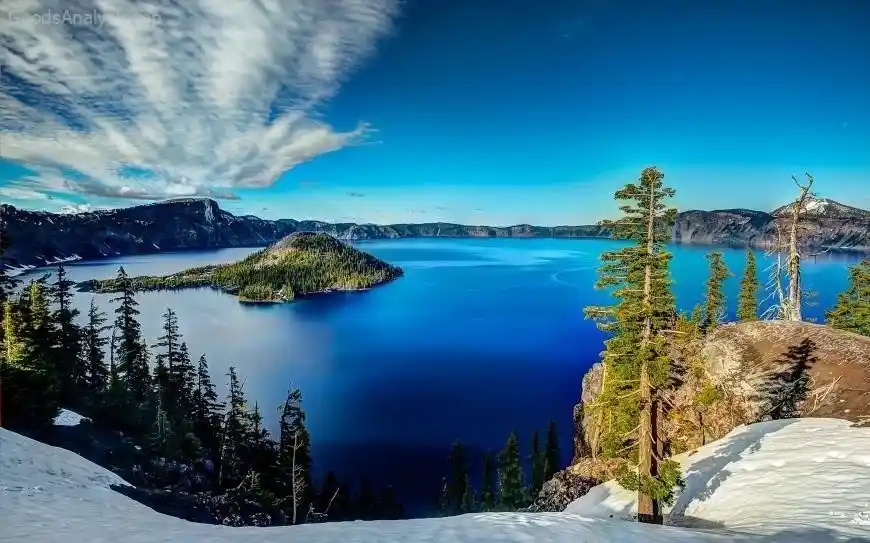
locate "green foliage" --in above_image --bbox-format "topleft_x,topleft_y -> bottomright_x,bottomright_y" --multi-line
737,249 -> 760,322
497,431 -> 525,510
480,451 -> 497,512
529,430 -> 545,498
583,167 -> 678,522
703,252 -> 731,329
84,233 -> 403,302
543,419 -> 560,480
695,383 -> 723,408
826,259 -> 870,337
615,458 -> 685,506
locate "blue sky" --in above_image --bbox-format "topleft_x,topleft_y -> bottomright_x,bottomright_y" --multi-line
1,0 -> 868,225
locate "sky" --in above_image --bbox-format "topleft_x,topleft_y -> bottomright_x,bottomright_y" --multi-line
0,0 -> 868,226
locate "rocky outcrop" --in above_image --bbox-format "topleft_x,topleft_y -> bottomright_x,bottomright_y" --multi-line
572,321 -> 870,462
4,197 -> 868,271
522,469 -> 600,512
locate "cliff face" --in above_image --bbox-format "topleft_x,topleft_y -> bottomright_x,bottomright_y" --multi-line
2,197 -> 868,271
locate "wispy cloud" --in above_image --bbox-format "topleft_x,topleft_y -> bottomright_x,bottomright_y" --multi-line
347,191 -> 366,197
0,0 -> 399,203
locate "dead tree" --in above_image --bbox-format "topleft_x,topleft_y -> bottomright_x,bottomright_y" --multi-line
786,174 -> 814,321
290,430 -> 307,525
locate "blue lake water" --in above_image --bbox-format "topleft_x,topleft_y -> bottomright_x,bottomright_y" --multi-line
16,238 -> 863,514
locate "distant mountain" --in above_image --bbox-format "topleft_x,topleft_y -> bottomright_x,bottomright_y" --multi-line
2,197 -> 869,272
771,196 -> 870,220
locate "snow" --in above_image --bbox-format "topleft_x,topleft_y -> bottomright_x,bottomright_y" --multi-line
4,254 -> 82,277
567,418 -> 870,540
2,419 -> 869,542
53,409 -> 90,427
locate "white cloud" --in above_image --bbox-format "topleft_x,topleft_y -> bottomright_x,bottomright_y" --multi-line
0,0 -> 399,202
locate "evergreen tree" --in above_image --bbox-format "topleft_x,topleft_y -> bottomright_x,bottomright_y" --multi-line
826,259 -> 869,337
278,387 -> 313,522
81,298 -> 110,396
318,470 -> 343,520
378,484 -> 404,520
584,167 -> 683,523
112,267 -> 150,406
446,440 -> 471,514
737,249 -> 760,322
220,366 -> 249,488
51,264 -> 83,405
356,475 -> 377,520
173,341 -> 197,421
153,308 -> 181,411
480,451 -> 496,512
191,353 -> 223,453
3,282 -> 61,429
529,430 -> 545,498
544,419 -> 560,481
702,252 -> 731,329
496,431 -> 524,510
0,222 -> 17,347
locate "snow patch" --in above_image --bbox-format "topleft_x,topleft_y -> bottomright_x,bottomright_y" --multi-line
53,409 -> 89,427
567,418 -> 870,540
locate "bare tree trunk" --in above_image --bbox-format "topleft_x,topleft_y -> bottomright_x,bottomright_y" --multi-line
637,179 -> 661,524
786,174 -> 813,321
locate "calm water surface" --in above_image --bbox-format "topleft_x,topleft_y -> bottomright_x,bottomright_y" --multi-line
17,238 -> 862,513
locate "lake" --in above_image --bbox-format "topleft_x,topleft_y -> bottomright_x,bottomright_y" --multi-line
14,238 -> 863,514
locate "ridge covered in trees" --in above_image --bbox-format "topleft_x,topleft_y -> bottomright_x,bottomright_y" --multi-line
77,232 -> 404,302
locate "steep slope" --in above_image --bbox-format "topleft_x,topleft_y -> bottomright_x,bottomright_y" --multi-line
567,418 -> 870,540
78,232 -> 404,302
3,197 -> 869,272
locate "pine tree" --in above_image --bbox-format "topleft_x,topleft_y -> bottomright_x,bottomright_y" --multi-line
3,281 -> 61,429
0,221 -> 17,346
446,441 -> 470,514
278,387 -> 312,521
530,430 -> 545,498
51,264 -> 83,405
737,248 -> 760,322
112,267 -> 149,406
480,451 -> 496,512
826,259 -> 869,337
496,431 -> 524,510
173,341 -> 197,421
544,419 -> 560,481
81,298 -> 110,396
702,252 -> 731,329
192,353 -> 223,453
583,166 -> 682,524
153,308 -> 181,410
220,366 -> 249,488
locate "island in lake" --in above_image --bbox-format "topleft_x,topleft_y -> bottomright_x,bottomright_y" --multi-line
77,232 -> 404,302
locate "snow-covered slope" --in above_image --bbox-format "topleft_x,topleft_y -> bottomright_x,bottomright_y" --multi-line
567,418 -> 870,541
2,419 -> 869,542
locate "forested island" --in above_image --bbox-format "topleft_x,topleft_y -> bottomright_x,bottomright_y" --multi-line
76,232 -> 404,302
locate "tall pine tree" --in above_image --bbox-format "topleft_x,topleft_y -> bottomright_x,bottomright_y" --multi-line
220,366 -> 249,488
51,264 -> 83,405
702,252 -> 731,329
480,451 -> 496,512
529,430 -> 545,498
584,166 -> 682,524
81,298 -> 110,397
737,248 -> 760,322
191,353 -> 223,454
544,419 -> 560,480
496,431 -> 524,510
446,441 -> 471,514
826,259 -> 869,337
278,386 -> 312,522
111,267 -> 150,407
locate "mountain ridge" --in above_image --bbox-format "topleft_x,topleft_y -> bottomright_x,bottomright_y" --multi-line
2,197 -> 869,271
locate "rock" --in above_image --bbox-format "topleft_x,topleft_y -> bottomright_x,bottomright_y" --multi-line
522,468 -> 600,512
572,362 -> 603,462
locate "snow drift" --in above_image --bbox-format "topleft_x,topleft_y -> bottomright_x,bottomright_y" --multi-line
567,418 -> 870,541
2,418 -> 869,542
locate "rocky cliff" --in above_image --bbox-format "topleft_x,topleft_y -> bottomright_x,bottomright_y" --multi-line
2,197 -> 868,271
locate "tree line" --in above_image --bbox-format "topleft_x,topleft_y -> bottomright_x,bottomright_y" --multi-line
437,422 -> 561,515
0,248 -> 404,524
